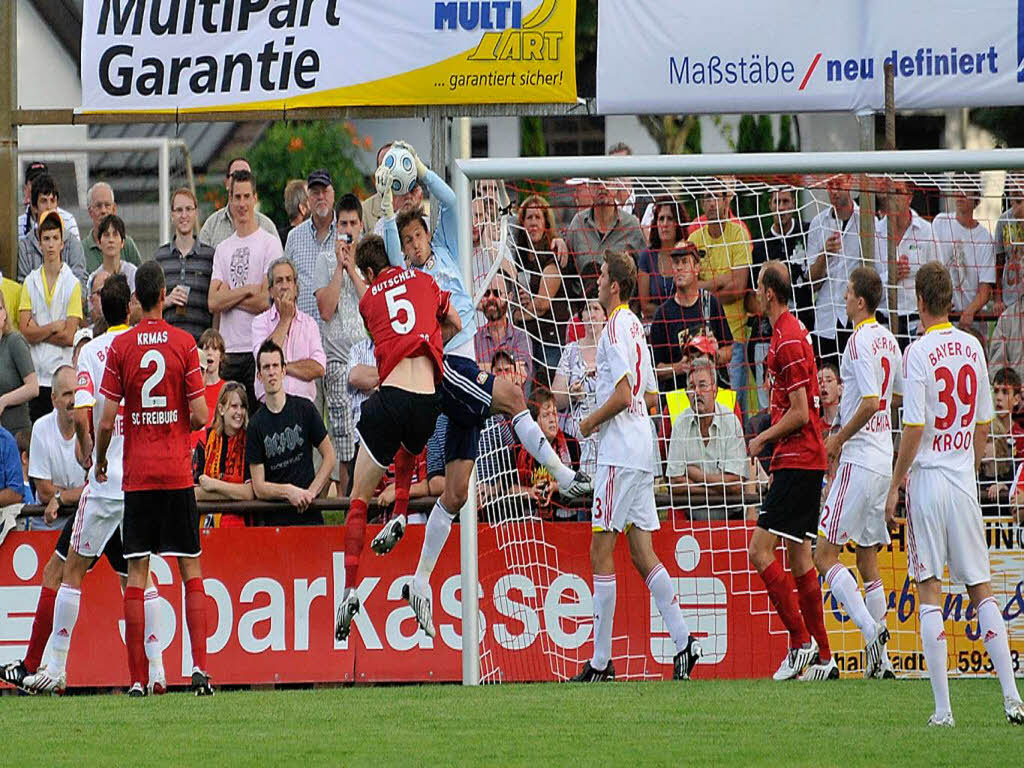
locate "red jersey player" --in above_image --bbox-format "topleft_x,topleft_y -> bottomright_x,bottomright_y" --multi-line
334,235 -> 460,642
96,261 -> 212,697
747,261 -> 834,681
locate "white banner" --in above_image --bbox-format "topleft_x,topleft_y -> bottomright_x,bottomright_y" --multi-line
597,0 -> 1024,114
80,0 -> 576,113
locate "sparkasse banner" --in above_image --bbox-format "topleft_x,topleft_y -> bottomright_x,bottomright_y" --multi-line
597,1 -> 1024,114
80,0 -> 576,113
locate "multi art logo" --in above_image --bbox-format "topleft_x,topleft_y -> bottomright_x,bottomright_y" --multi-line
435,0 -> 564,62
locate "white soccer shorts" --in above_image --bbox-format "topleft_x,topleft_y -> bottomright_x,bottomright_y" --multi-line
905,467 -> 991,587
70,485 -> 124,560
818,462 -> 890,547
591,465 -> 659,533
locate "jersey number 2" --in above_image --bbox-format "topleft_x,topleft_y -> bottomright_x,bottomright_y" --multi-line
140,349 -> 167,408
386,285 -> 416,335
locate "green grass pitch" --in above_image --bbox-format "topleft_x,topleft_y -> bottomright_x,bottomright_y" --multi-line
5,679 -> 1020,766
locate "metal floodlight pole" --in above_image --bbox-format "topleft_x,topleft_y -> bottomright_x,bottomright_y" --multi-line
454,115 -> 480,687
456,148 -> 1024,180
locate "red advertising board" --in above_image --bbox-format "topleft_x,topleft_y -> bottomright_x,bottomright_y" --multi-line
0,523 -> 792,688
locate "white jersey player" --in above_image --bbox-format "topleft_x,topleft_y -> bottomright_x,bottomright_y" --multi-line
22,275 -> 166,695
571,252 -> 701,683
885,262 -> 1023,727
815,268 -> 900,679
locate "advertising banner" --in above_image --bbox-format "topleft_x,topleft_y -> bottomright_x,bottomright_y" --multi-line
81,0 -> 576,113
597,1 -> 1024,115
0,521 -> 1020,688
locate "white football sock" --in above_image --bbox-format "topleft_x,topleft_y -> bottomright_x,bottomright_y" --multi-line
414,500 -> 454,593
978,597 -> 1021,702
144,587 -> 165,674
49,584 -> 81,677
590,574 -> 616,671
864,579 -> 887,623
512,411 -> 575,487
826,564 -> 877,641
646,564 -> 691,652
920,604 -> 952,717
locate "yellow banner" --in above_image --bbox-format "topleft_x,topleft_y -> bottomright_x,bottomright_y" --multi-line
825,520 -> 1024,678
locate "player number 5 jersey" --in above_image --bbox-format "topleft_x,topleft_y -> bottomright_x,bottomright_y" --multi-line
595,305 -> 657,473
902,322 -> 993,497
837,319 -> 902,474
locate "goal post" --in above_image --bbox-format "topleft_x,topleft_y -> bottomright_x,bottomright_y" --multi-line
454,148 -> 1024,687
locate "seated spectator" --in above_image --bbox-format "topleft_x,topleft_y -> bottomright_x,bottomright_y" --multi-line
155,187 -> 216,341
209,168 -> 279,412
514,388 -> 579,521
17,175 -> 87,288
315,193 -> 369,494
818,360 -> 841,435
932,174 -> 995,333
638,198 -> 685,320
0,425 -> 29,514
25,366 -> 86,531
980,368 -> 1024,516
993,172 -> 1024,316
650,244 -> 731,392
18,211 -> 82,421
191,328 -> 226,450
81,183 -> 142,274
194,381 -> 253,527
252,257 -> 326,403
279,179 -> 309,244
688,180 -> 752,412
513,195 -> 572,377
15,429 -> 35,508
86,214 -> 137,302
18,161 -> 79,241
666,359 -> 749,520
475,272 -> 533,384
552,298 -> 606,477
199,157 -> 281,249
247,340 -> 335,526
565,179 -> 645,275
0,289 -> 39,436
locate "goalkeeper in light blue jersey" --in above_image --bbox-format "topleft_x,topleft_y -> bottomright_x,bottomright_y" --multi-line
372,141 -> 593,638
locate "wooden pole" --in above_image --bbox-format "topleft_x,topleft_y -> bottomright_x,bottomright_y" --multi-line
0,3 -> 17,281
857,110 -> 875,267
884,62 -> 898,328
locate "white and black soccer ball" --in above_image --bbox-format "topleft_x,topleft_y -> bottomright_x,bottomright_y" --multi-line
377,146 -> 418,196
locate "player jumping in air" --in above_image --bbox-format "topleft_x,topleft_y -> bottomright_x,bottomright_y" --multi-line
571,251 -> 702,682
334,235 -> 461,640
814,266 -> 900,679
370,141 -> 590,637
747,261 -> 834,681
94,261 -> 213,697
885,261 -> 1024,727
11,275 -> 166,695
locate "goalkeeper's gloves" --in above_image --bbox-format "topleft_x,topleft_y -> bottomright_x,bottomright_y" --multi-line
375,167 -> 396,218
392,139 -> 428,179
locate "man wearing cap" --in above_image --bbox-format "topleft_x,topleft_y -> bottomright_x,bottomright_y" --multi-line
285,169 -> 339,324
18,162 -> 79,241
650,244 -> 732,392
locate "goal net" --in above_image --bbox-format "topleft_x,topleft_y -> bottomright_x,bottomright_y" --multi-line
464,159 -> 1024,683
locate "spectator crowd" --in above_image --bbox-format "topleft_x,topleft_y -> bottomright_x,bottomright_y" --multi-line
3,150 -> 1024,533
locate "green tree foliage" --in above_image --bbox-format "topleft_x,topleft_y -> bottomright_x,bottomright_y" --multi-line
777,115 -> 796,152
248,121 -> 370,228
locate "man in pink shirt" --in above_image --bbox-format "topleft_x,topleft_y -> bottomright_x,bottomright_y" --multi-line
208,169 -> 281,411
252,257 -> 326,403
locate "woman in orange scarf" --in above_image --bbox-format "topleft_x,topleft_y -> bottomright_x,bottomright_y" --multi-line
193,381 -> 253,527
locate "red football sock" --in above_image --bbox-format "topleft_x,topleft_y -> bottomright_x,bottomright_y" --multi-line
760,560 -> 810,648
184,578 -> 209,672
24,586 -> 57,673
393,447 -> 415,519
795,569 -> 831,661
344,499 -> 368,588
124,587 -> 148,687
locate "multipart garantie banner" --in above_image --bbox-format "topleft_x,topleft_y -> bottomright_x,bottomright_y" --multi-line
597,0 -> 1024,114
80,0 -> 576,113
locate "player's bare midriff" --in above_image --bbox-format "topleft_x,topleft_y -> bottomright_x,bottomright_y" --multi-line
382,355 -> 437,395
